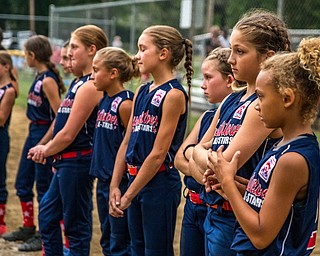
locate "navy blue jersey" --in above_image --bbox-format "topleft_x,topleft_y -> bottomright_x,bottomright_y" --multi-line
126,79 -> 188,166
232,134 -> 320,255
0,83 -> 13,128
26,70 -> 59,122
184,108 -> 216,192
90,90 -> 134,181
53,74 -> 97,153
204,90 -> 273,205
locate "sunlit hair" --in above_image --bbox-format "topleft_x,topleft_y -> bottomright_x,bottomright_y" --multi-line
0,50 -> 15,82
205,47 -> 244,89
95,47 -> 140,83
142,25 -> 194,90
24,35 -> 66,93
234,9 -> 291,54
72,25 -> 109,51
261,37 -> 320,124
205,47 -> 232,79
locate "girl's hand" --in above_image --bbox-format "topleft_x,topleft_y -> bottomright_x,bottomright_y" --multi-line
203,168 -> 220,192
208,145 -> 240,188
109,187 -> 124,218
28,145 -> 47,164
118,195 -> 132,212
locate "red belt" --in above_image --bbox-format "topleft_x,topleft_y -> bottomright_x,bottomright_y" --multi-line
206,201 -> 233,211
30,120 -> 51,125
127,163 -> 170,176
188,190 -> 203,205
53,149 -> 92,160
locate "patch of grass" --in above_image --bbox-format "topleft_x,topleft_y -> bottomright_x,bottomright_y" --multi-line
15,69 -> 35,108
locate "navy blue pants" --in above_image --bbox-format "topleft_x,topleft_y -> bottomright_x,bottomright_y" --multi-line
39,155 -> 93,256
204,206 -> 236,256
96,178 -> 130,255
15,123 -> 53,203
180,196 -> 207,256
0,126 -> 9,204
128,169 -> 181,256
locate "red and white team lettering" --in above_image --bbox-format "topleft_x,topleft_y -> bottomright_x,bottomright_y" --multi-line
132,110 -> 158,134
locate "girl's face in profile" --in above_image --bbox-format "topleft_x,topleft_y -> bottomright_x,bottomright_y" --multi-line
255,70 -> 284,129
228,29 -> 267,86
92,55 -> 113,92
201,59 -> 231,104
135,33 -> 161,75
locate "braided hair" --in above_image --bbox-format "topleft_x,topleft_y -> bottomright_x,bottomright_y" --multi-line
234,9 -> 291,54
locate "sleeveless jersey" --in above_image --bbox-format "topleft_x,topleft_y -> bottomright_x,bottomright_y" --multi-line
184,108 -> 216,192
231,134 -> 320,255
204,90 -> 273,205
53,74 -> 96,153
90,90 -> 134,181
126,79 -> 187,166
0,83 -> 14,128
26,70 -> 59,122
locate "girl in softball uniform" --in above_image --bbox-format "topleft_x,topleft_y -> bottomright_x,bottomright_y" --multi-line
28,25 -> 108,256
90,47 -> 140,255
3,35 -> 65,246
190,9 -> 291,256
109,25 -> 193,256
208,37 -> 320,256
0,51 -> 16,235
174,47 -> 234,256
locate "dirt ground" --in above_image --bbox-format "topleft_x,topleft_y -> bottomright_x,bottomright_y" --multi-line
0,106 -> 184,256
2,106 -> 320,256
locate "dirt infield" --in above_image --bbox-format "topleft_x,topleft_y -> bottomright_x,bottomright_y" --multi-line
0,106 -> 184,256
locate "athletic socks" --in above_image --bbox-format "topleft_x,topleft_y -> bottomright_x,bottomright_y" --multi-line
60,220 -> 70,249
21,201 -> 34,227
0,204 -> 5,225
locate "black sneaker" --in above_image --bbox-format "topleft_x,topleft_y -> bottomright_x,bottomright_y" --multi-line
18,233 -> 42,252
2,226 -> 36,241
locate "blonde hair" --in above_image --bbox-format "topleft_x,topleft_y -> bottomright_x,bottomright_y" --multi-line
142,25 -> 194,90
261,37 -> 320,123
95,47 -> 140,83
72,25 -> 109,51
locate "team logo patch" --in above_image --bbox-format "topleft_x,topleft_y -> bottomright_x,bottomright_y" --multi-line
258,155 -> 276,183
151,89 -> 166,107
111,96 -> 122,112
233,101 -> 251,120
71,80 -> 84,93
34,80 -> 42,93
0,89 -> 4,100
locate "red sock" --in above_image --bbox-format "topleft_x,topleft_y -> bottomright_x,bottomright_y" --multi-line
21,201 -> 34,227
42,243 -> 45,256
60,220 -> 69,248
0,204 -> 5,225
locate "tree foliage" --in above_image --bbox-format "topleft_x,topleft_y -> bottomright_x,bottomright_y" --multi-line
0,0 -> 319,37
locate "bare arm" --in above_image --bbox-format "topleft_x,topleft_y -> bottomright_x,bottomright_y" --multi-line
119,88 -> 186,211
174,112 -> 204,176
108,97 -> 133,217
29,80 -> 103,158
194,100 -> 275,175
210,146 -> 308,249
37,77 -> 61,145
0,87 -> 15,126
